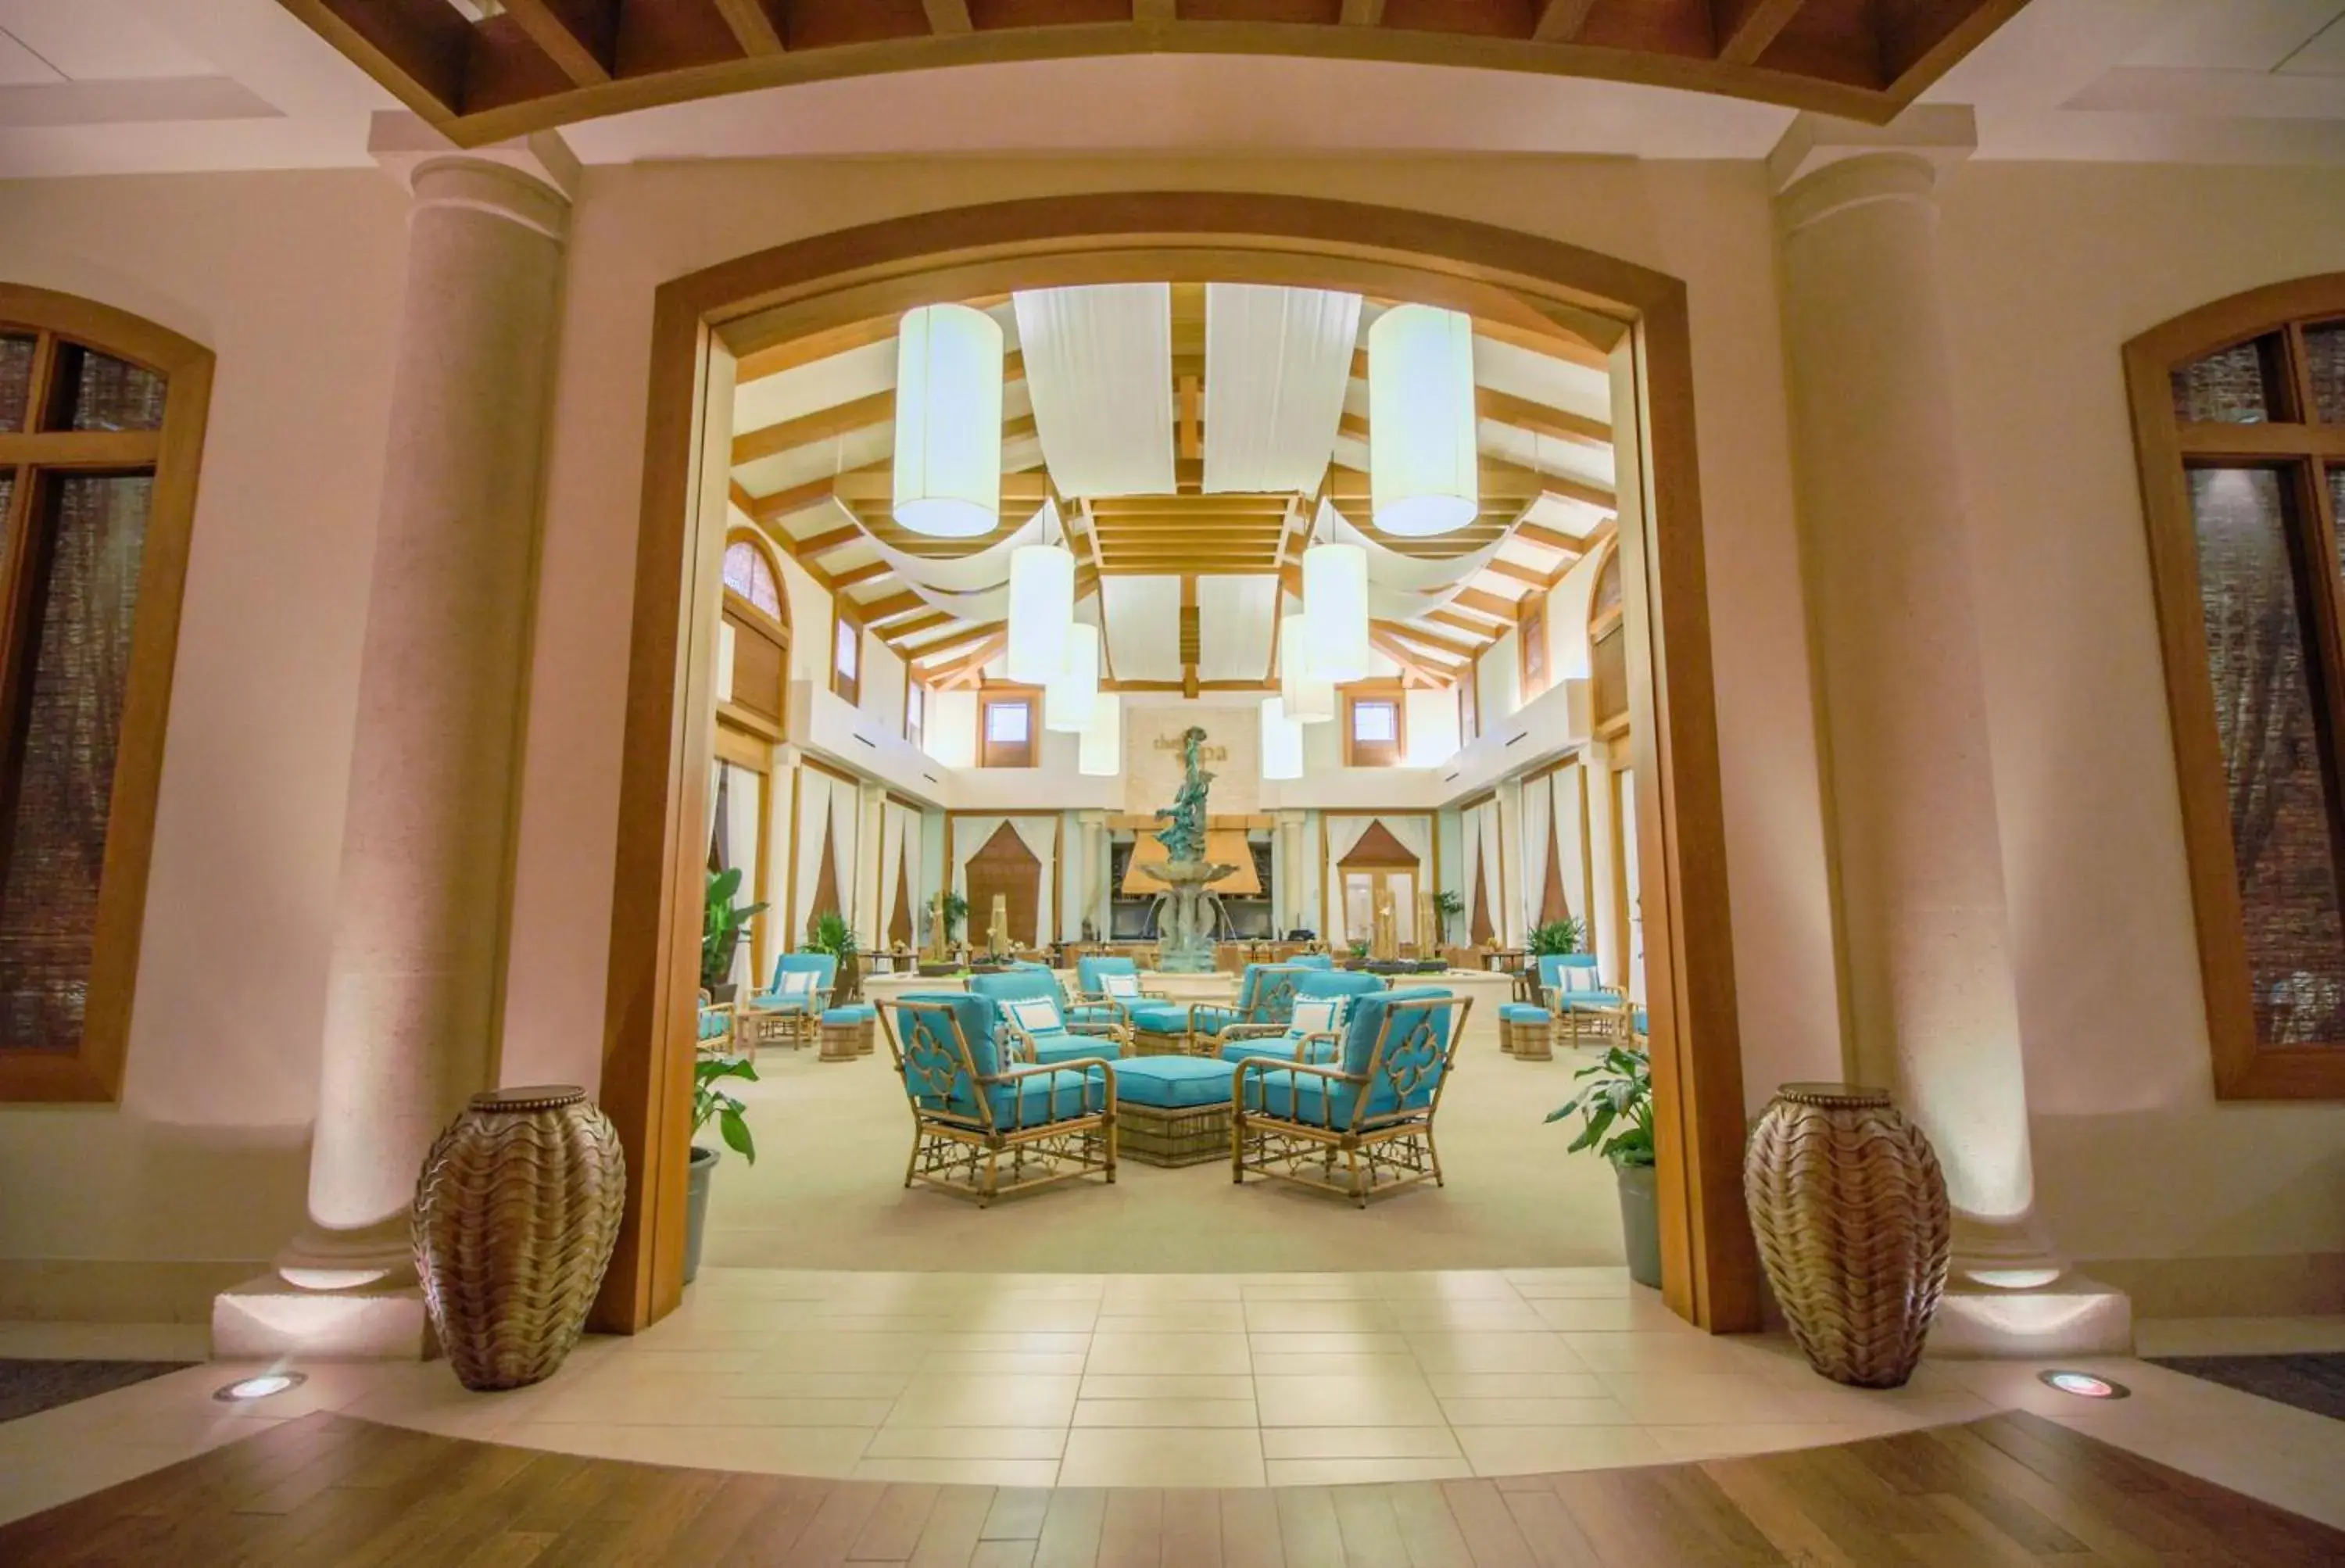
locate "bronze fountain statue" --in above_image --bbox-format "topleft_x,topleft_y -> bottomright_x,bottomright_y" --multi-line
1139,725 -> 1237,972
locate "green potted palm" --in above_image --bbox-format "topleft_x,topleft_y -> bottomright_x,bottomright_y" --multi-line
1546,1044 -> 1660,1289
1432,889 -> 1465,950
804,909 -> 859,1003
702,868 -> 766,1004
685,1054 -> 757,1285
1529,916 -> 1586,957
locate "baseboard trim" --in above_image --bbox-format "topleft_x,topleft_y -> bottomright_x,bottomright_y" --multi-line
2079,1252 -> 2345,1319
0,1258 -> 265,1323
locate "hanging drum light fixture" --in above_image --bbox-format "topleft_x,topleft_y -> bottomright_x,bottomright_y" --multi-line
893,303 -> 1003,539
1005,541 -> 1075,685
1045,622 -> 1100,732
1280,610 -> 1335,724
1302,540 -> 1369,683
1261,696 -> 1305,780
1368,303 -> 1479,538
1078,693 -> 1122,777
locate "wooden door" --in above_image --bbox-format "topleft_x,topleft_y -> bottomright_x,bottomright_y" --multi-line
964,822 -> 1041,950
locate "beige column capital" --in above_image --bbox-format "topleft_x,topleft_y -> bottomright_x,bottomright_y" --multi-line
1767,104 -> 1975,198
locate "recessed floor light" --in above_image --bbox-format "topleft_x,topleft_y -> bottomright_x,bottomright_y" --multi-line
2038,1369 -> 2128,1400
214,1371 -> 306,1402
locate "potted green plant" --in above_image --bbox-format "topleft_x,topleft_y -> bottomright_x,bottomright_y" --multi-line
685,1054 -> 757,1285
1545,1044 -> 1660,1289
1432,889 -> 1465,948
925,890 -> 968,945
701,868 -> 766,1004
1529,916 -> 1586,956
804,909 -> 859,1003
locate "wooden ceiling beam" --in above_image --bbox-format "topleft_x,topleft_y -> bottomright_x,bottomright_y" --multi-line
732,355 -> 1030,466
1374,618 -> 1480,660
1454,586 -> 1519,618
497,0 -> 615,86
1514,521 -> 1589,555
1714,0 -> 1809,66
1341,0 -> 1387,20
1369,628 -> 1452,689
858,590 -> 924,623
793,523 -> 864,555
710,0 -> 787,55
1533,0 -> 1602,42
1476,387 -> 1610,449
1427,607 -> 1501,639
829,560 -> 893,589
1486,557 -> 1552,589
922,0 -> 976,34
926,629 -> 1008,689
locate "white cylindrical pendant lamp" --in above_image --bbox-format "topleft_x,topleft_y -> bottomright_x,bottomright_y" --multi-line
1261,696 -> 1304,781
1368,303 -> 1479,538
1078,693 -> 1122,777
1005,543 -> 1075,684
1280,611 -> 1335,723
893,303 -> 1004,539
1045,622 -> 1100,732
1302,542 -> 1369,683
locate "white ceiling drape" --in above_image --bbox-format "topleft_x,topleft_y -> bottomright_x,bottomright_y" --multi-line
1521,774 -> 1552,935
851,497 -> 1063,624
1203,284 -> 1361,494
1317,498 -> 1513,621
1014,285 -> 1175,497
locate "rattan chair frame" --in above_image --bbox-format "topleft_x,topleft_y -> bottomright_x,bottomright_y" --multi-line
1231,993 -> 1472,1208
879,998 -> 1119,1207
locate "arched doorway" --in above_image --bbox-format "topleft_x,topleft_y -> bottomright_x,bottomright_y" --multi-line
962,822 -> 1042,952
596,194 -> 1752,1337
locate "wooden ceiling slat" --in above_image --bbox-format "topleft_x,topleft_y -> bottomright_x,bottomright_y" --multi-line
1533,0 -> 1600,41
499,0 -> 616,85
711,0 -> 788,54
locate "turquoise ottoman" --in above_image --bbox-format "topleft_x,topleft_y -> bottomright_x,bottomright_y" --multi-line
1113,1055 -> 1237,1167
1497,1001 -> 1553,1059
821,1003 -> 876,1061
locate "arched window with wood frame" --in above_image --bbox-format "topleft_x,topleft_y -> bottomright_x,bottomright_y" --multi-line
0,287 -> 213,1103
719,528 -> 789,737
2128,274 -> 2345,1100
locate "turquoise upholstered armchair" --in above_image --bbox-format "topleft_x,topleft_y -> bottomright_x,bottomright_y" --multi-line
737,950 -> 836,1052
1218,970 -> 1386,1065
968,967 -> 1132,1065
1233,986 -> 1472,1206
1531,953 -> 1624,1044
1066,954 -> 1167,1030
695,990 -> 736,1055
879,992 -> 1117,1205
1189,963 -> 1316,1056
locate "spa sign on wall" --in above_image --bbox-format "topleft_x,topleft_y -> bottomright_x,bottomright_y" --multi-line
1124,708 -> 1260,817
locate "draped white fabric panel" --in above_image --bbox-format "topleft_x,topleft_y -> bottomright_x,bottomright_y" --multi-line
1202,285 -> 1362,494
1196,576 -> 1281,683
1009,816 -> 1058,947
721,762 -> 760,990
1521,775 -> 1552,934
1322,815 -> 1371,946
1552,761 -> 1588,926
830,779 -> 861,933
879,803 -> 905,941
1478,804 -> 1505,946
1320,499 -> 1510,621
1457,811 -> 1481,949
1014,285 -> 1176,497
793,768 -> 832,938
1101,576 -> 1183,682
1384,814 -> 1432,873
853,498 -> 1065,625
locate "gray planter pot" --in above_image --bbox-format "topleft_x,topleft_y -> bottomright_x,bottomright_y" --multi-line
683,1144 -> 718,1284
1615,1160 -> 1663,1289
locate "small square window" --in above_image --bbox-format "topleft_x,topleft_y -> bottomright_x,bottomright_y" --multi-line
988,702 -> 1029,743
834,618 -> 858,680
1352,700 -> 1397,743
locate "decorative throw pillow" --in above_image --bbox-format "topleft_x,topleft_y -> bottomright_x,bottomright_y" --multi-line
1101,973 -> 1142,1000
775,969 -> 818,997
1553,965 -> 1601,995
1289,998 -> 1348,1039
1001,997 -> 1061,1034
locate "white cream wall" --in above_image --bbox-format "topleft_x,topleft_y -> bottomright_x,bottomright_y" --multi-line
0,170 -> 410,1294
1939,163 -> 2345,1296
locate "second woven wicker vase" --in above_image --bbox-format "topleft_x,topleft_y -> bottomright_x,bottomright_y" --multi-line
414,1086 -> 626,1392
1745,1083 -> 1950,1388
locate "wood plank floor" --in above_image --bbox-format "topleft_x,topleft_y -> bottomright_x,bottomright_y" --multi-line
1,1409 -> 2338,1566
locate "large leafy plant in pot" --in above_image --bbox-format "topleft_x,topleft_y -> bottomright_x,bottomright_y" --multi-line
1529,917 -> 1586,956
683,1055 -> 757,1285
804,909 -> 860,1003
702,868 -> 766,1004
1546,1044 -> 1662,1289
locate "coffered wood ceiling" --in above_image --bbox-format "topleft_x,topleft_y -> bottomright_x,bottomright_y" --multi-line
274,0 -> 2032,146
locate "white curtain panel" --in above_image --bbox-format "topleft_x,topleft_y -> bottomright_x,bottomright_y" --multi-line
722,762 -> 760,990
1322,815 -> 1372,945
1013,285 -> 1176,497
1203,284 -> 1362,494
1552,761 -> 1588,925
793,769 -> 831,939
1195,575 -> 1280,683
879,803 -> 905,941
831,779 -> 861,932
1385,814 -> 1432,873
1457,810 -> 1481,949
1478,803 -> 1506,943
904,807 -> 925,941
1521,775 -> 1552,935
1101,575 -> 1183,682
1009,816 -> 1058,947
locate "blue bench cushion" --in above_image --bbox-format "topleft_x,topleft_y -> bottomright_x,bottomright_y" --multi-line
1065,1003 -> 1122,1026
1028,1035 -> 1112,1066
1115,1055 -> 1237,1110
1126,1001 -> 1191,1035
1240,1071 -> 1363,1126
1221,1036 -> 1336,1066
823,1004 -> 875,1024
962,1067 -> 1110,1125
1498,1002 -> 1552,1024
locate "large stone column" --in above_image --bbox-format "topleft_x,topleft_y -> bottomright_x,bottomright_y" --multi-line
217,130 -> 573,1357
1770,112 -> 2124,1352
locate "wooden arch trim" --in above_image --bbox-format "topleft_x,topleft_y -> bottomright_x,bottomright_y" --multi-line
0,285 -> 214,1104
2125,270 -> 2345,1101
721,523 -> 792,636
600,192 -> 1752,1335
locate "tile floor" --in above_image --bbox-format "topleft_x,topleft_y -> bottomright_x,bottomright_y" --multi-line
2,1276 -> 2342,1532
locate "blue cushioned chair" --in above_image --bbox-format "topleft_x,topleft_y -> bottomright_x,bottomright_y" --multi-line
1067,954 -> 1171,1031
1233,986 -> 1472,1206
1288,954 -> 1337,972
1532,953 -> 1624,1045
1188,963 -> 1323,1058
968,967 -> 1131,1065
739,950 -> 836,1051
878,992 -> 1117,1205
696,990 -> 736,1055
1219,970 -> 1386,1065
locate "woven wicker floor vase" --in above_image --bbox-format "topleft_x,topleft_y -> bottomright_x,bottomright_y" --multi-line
1745,1083 -> 1951,1389
414,1087 -> 626,1392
